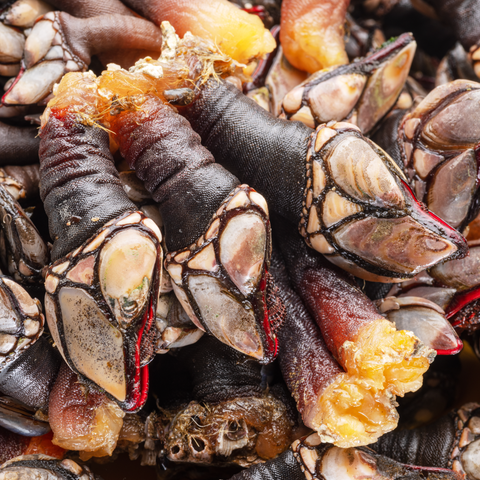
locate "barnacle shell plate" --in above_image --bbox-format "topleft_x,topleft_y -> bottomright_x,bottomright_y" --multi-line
219,212 -> 267,296
326,136 -> 404,208
188,275 -> 263,360
58,287 -> 126,402
99,229 -> 157,328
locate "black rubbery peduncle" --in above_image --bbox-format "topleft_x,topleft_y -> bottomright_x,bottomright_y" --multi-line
39,116 -> 137,260
182,80 -> 313,224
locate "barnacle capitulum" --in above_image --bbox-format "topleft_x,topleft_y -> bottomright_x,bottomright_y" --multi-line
376,295 -> 462,355
275,225 -> 435,448
398,80 -> 480,232
0,275 -> 44,368
2,10 -> 162,106
162,395 -> 292,467
0,185 -> 49,283
44,211 -> 162,411
283,33 -> 416,134
228,432 -> 461,480
166,184 -> 277,362
301,122 -> 467,282
0,455 -> 98,480
0,21 -> 24,77
372,402 -> 480,479
158,336 -> 293,466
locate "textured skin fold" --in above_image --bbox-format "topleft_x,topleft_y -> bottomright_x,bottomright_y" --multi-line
46,0 -> 132,17
371,414 -> 455,468
57,13 -> 162,67
111,96 -> 239,251
0,122 -> 39,165
228,449 -> 304,480
173,336 -> 263,403
39,115 -> 137,260
182,80 -> 312,224
0,337 -> 61,410
269,247 -> 343,416
273,217 -> 376,358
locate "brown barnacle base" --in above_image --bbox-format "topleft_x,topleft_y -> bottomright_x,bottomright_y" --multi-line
299,121 -> 465,282
43,210 -> 163,411
158,394 -> 293,467
165,184 -> 279,362
306,318 -> 434,448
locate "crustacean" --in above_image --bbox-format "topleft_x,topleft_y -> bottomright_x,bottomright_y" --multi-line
227,432 -> 461,480
144,32 -> 469,284
5,2 -> 480,479
155,336 -> 294,467
0,455 -> 100,479
272,219 -> 436,447
41,43 -> 286,364
372,402 -> 480,479
39,72 -> 163,412
373,79 -> 480,233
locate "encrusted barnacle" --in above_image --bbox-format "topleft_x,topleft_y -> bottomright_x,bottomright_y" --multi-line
44,210 -> 162,411
396,80 -> 480,232
300,122 -> 466,282
165,184 -> 277,361
282,33 -> 416,134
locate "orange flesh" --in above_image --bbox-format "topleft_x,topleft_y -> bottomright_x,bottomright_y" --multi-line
155,0 -> 276,65
51,398 -> 125,460
42,31 -> 239,128
280,0 -> 349,73
308,318 -> 434,447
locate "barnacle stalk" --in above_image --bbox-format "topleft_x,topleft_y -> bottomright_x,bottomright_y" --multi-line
40,70 -> 163,413
275,224 -> 435,447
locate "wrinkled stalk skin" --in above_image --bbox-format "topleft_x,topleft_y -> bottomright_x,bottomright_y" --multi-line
181,80 -> 312,225
229,449 -> 305,480
0,426 -> 28,464
372,414 -> 455,468
46,0 -> 133,17
228,435 -> 461,480
269,247 -> 343,416
56,12 -> 162,67
0,337 -> 61,410
0,122 -> 39,165
39,113 -> 137,261
173,336 -> 263,403
424,0 -> 480,52
111,96 -> 239,251
274,219 -> 374,357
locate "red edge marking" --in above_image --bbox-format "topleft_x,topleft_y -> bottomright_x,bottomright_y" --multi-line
446,285 -> 480,321
436,337 -> 463,356
127,299 -> 154,411
241,5 -> 266,18
1,63 -> 25,105
400,179 -> 463,235
260,270 -> 278,358
402,464 -> 460,475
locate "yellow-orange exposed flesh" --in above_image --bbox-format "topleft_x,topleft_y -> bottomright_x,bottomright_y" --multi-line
280,0 -> 349,73
305,318 -> 434,447
151,0 -> 275,65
